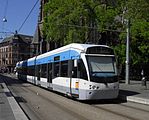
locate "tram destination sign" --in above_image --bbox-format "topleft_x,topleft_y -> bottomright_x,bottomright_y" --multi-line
86,46 -> 114,55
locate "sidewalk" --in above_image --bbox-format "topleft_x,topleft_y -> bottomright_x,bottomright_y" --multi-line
0,78 -> 28,120
119,80 -> 149,105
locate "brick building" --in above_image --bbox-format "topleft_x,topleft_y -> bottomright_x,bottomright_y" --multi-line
0,34 -> 33,73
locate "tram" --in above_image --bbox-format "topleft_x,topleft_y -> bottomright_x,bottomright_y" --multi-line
16,43 -> 119,100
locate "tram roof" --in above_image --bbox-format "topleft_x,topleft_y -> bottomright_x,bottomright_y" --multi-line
19,43 -> 110,65
36,43 -> 110,59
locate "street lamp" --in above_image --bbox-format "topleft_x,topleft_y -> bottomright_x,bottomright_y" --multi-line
125,19 -> 130,84
2,17 -> 7,22
121,5 -> 130,84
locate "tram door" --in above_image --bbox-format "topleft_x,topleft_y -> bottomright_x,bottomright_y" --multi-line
47,63 -> 52,83
68,59 -> 79,97
68,60 -> 73,95
34,57 -> 40,85
35,64 -> 40,85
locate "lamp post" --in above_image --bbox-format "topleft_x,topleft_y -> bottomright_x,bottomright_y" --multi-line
125,19 -> 130,84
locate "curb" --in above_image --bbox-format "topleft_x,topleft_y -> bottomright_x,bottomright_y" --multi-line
2,82 -> 29,120
118,95 -> 149,105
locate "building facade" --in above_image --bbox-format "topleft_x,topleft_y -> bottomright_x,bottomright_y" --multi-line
32,0 -> 48,55
0,34 -> 33,73
33,0 -> 60,55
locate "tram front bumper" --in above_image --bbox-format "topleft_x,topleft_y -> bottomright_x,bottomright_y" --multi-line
78,89 -> 119,100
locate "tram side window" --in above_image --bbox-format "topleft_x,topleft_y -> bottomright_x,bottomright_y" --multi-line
18,67 -> 23,74
27,66 -> 35,76
41,64 -> 47,78
35,65 -> 40,77
27,66 -> 30,75
72,66 -> 77,78
22,66 -> 27,75
72,60 -> 77,78
54,62 -> 59,77
47,63 -> 52,82
78,59 -> 88,80
19,67 -> 23,74
61,61 -> 68,77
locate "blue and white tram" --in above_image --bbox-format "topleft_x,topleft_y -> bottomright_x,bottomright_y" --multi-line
16,43 -> 119,100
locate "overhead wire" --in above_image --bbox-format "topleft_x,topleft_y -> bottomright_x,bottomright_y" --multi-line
3,0 -> 8,20
18,0 -> 40,32
0,0 -> 8,40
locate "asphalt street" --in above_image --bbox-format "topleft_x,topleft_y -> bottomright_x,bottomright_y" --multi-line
1,74 -> 149,120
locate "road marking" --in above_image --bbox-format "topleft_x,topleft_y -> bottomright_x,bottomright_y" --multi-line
2,82 -> 29,120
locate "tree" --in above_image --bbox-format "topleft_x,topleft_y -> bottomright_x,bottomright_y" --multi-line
114,0 -> 149,65
43,0 -> 119,45
128,0 -> 149,65
43,0 -> 88,44
113,0 -> 149,78
42,0 -> 149,77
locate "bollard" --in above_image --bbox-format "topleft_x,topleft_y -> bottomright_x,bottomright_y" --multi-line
142,77 -> 146,86
141,76 -> 147,89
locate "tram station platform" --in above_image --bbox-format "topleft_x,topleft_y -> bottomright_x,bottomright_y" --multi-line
0,78 -> 28,120
119,80 -> 149,105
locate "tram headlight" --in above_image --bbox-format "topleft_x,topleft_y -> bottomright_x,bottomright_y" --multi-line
89,85 -> 100,90
92,85 -> 96,89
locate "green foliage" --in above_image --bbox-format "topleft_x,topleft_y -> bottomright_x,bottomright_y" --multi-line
114,44 -> 126,64
43,0 -> 89,43
128,0 -> 149,65
43,0 -> 119,44
42,0 -> 149,67
113,0 -> 149,66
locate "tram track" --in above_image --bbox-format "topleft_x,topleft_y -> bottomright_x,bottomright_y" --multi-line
118,103 -> 149,113
3,76 -> 90,120
92,105 -> 139,120
23,86 -> 90,120
12,82 -> 133,120
92,101 -> 149,120
90,98 -> 149,114
22,84 -> 148,120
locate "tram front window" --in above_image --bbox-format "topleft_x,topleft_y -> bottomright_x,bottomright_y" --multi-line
87,56 -> 118,83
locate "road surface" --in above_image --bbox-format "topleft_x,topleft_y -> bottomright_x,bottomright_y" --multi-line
1,74 -> 149,120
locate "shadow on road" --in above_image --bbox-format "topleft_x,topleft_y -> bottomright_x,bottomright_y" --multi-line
80,98 -> 127,105
119,90 -> 140,96
0,74 -> 28,87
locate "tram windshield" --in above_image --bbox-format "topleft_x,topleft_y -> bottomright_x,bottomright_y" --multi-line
87,56 -> 118,82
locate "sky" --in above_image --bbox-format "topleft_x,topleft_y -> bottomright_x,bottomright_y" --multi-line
0,0 -> 40,41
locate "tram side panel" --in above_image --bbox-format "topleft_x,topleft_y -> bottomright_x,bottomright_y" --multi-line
52,59 -> 80,98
